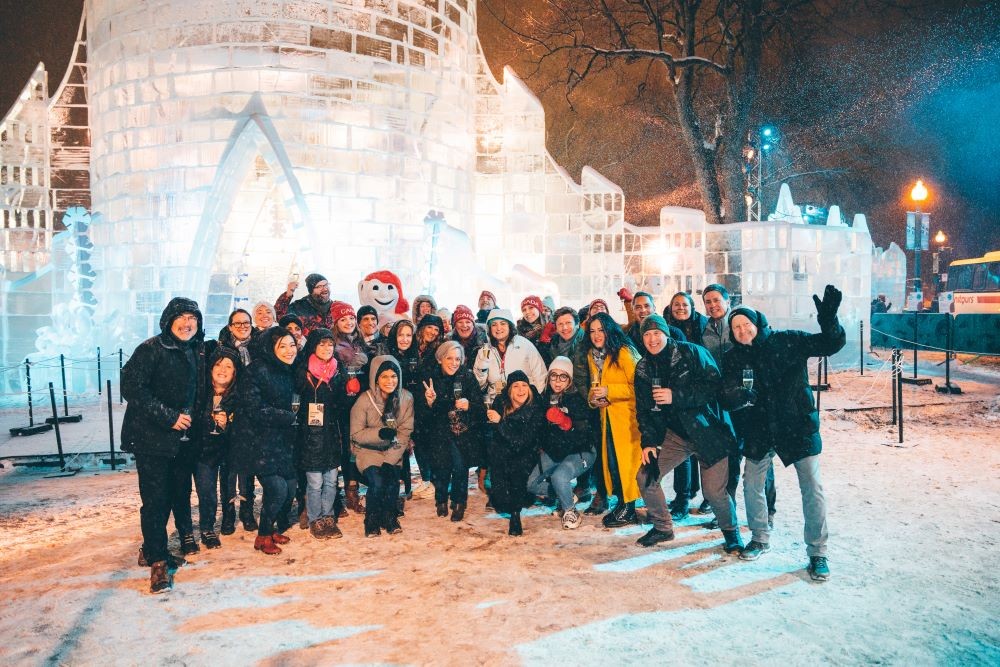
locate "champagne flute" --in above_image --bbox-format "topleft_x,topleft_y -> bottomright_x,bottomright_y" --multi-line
210,395 -> 223,435
742,369 -> 754,391
385,414 -> 398,445
651,376 -> 662,412
179,408 -> 191,442
291,393 -> 301,415
453,381 -> 464,401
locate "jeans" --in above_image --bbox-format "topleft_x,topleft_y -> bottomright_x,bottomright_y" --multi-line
193,461 -> 224,532
433,441 -> 470,505
305,469 -> 339,523
135,453 -> 191,564
526,450 -> 595,511
637,430 -> 737,532
258,474 -> 296,537
745,453 -> 827,556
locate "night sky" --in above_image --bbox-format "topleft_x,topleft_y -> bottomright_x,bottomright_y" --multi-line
2,0 -> 998,262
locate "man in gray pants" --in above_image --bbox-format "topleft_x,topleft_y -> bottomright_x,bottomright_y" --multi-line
632,315 -> 744,554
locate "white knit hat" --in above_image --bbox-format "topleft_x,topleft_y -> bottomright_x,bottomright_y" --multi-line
548,356 -> 574,381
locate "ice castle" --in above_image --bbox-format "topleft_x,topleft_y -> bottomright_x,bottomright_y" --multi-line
0,0 -> 897,390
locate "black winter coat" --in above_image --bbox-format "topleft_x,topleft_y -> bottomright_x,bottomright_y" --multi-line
626,321 -> 686,354
230,328 -> 298,477
634,341 -> 736,468
194,346 -> 243,465
538,386 -> 594,462
416,365 -> 485,470
720,317 -> 846,465
121,297 -> 206,459
489,394 -> 543,466
667,311 -> 708,347
294,334 -> 348,472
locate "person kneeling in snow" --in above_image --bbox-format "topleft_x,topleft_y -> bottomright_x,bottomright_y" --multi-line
525,356 -> 595,529
720,285 -> 846,582
350,356 -> 414,537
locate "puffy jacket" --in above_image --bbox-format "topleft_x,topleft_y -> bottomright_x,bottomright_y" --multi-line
634,341 -> 736,468
230,327 -> 298,477
294,329 -> 348,472
415,363 -> 485,471
350,355 -> 415,471
473,335 -> 547,393
720,311 -> 845,465
274,292 -> 334,336
121,297 -> 206,458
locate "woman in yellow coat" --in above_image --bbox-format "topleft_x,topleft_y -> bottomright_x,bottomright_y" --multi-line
585,312 -> 643,528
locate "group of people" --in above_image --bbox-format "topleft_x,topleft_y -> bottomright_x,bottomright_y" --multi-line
122,272 -> 845,594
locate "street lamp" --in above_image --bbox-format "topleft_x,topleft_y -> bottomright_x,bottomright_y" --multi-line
746,125 -> 779,221
909,179 -> 929,304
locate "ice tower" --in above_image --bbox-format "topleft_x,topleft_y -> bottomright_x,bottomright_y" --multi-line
81,0 -> 626,339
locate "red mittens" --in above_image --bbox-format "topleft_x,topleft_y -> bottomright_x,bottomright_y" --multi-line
546,407 -> 572,431
540,322 -> 556,343
617,287 -> 633,303
346,377 -> 361,394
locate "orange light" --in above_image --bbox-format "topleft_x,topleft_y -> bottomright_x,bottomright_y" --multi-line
934,230 -> 946,244
911,179 -> 928,202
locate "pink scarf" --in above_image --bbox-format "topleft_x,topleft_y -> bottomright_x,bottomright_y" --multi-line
308,354 -> 338,384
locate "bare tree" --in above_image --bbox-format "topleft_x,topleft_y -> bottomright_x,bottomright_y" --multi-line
486,0 -> 835,224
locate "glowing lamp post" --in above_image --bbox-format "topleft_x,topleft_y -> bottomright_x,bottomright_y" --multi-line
906,179 -> 930,309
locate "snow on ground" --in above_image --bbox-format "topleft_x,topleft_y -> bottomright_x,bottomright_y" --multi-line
1,367 -> 998,666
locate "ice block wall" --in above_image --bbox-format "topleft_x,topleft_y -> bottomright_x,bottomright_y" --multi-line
871,243 -> 907,313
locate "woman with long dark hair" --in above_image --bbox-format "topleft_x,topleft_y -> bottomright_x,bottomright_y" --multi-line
384,318 -> 433,499
330,301 -> 369,514
584,312 -> 643,528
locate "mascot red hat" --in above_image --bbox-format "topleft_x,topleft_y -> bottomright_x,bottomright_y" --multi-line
358,270 -> 410,317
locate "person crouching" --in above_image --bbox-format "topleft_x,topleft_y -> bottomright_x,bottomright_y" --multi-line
485,370 -> 543,536
350,356 -> 414,537
527,356 -> 595,529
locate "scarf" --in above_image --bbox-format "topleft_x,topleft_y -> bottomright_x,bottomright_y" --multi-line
308,354 -> 338,384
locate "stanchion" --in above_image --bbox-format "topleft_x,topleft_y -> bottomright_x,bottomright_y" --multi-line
860,321 -> 864,376
816,358 -> 823,411
891,349 -> 898,426
897,351 -> 904,444
118,348 -> 124,404
104,379 -> 125,469
810,357 -> 830,392
936,313 -> 962,395
97,346 -> 102,394
9,359 -> 53,436
46,354 -> 83,425
43,383 -> 80,477
901,312 -> 931,386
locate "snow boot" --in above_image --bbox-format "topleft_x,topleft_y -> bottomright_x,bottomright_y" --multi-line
364,512 -> 381,538
722,529 -> 745,555
200,530 -> 222,549
346,481 -> 365,513
508,511 -> 523,536
451,503 -> 466,522
436,501 -> 449,517
636,527 -> 675,547
220,505 -> 236,535
272,532 -> 290,545
385,510 -> 403,535
253,535 -> 281,555
602,501 -> 636,528
240,505 -> 258,532
180,533 -> 200,555
149,561 -> 170,594
323,516 -> 343,539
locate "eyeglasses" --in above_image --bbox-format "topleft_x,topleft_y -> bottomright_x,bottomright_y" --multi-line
549,373 -> 571,382
230,321 -> 251,328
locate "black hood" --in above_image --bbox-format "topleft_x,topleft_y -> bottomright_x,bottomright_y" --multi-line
159,297 -> 204,343
728,306 -> 771,347
302,327 -> 336,359
259,326 -> 297,368
208,345 -> 243,387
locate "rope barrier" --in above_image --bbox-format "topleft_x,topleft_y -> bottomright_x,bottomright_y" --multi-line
869,326 -> 988,357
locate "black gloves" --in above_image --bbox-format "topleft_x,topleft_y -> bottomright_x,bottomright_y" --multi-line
813,284 -> 843,326
642,458 -> 661,486
378,427 -> 397,441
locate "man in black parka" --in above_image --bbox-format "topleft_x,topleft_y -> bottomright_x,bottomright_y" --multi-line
633,315 -> 744,554
720,285 -> 846,582
121,297 -> 206,594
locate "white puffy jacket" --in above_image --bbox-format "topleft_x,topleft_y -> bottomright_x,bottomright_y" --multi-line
472,335 -> 548,395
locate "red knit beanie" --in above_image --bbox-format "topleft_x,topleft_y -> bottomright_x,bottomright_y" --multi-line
452,305 -> 475,326
330,301 -> 356,323
521,295 -> 544,314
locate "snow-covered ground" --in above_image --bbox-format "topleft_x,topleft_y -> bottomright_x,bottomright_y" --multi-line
1,366 -> 998,665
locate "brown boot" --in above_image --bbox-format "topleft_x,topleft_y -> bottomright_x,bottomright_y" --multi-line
272,532 -> 291,545
346,482 -> 365,513
150,561 -> 170,594
253,535 -> 281,555
298,510 -> 308,530
477,468 -> 488,494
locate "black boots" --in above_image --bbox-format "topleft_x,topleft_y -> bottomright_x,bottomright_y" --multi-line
722,529 -> 745,555
239,504 -> 258,532
364,511 -> 381,538
200,530 -> 222,549
220,505 -> 236,535
436,501 -> 449,517
180,533 -> 200,555
451,503 -> 466,522
602,501 -> 636,528
636,527 -> 675,547
508,511 -> 523,536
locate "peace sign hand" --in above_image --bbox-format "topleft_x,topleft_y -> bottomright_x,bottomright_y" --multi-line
423,378 -> 437,404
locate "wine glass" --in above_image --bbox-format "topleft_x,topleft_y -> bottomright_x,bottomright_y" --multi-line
385,415 -> 398,445
651,376 -> 662,412
453,381 -> 463,400
179,408 -> 191,442
291,393 -> 301,415
742,369 -> 754,391
210,396 -> 223,435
